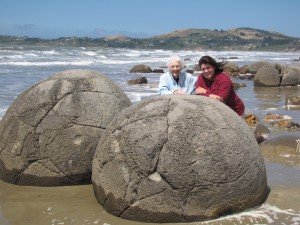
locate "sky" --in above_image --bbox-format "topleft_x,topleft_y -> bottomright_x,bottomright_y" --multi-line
1,0 -> 300,39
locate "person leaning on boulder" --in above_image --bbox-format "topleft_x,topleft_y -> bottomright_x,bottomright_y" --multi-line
195,55 -> 245,116
158,55 -> 197,95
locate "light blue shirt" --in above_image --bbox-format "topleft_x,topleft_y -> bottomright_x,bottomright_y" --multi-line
158,72 -> 197,95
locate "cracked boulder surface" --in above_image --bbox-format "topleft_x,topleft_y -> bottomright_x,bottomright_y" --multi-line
92,95 -> 269,223
0,70 -> 131,186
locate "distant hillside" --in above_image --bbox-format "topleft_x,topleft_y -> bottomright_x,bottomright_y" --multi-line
1,27 -> 300,52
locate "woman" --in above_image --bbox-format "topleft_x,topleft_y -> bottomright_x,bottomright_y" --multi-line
195,55 -> 245,116
158,55 -> 197,95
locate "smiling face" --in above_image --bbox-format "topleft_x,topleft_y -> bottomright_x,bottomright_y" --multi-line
169,60 -> 182,79
201,63 -> 215,80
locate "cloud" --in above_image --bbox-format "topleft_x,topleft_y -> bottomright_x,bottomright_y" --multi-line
14,24 -> 35,30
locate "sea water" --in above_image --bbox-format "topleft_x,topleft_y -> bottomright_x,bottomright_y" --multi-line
1,45 -> 300,120
0,45 -> 300,225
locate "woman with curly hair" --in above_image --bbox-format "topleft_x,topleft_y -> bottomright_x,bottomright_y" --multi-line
195,55 -> 245,116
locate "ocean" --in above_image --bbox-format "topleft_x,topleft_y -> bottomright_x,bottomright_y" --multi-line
1,45 -> 300,120
0,45 -> 300,225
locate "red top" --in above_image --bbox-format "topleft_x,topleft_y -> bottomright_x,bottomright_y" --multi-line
196,72 -> 245,116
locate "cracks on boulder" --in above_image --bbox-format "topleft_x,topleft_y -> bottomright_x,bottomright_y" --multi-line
74,122 -> 106,130
16,158 -> 78,184
117,98 -> 185,215
94,90 -> 127,100
119,188 -> 168,217
230,158 -> 260,183
157,98 -> 176,190
19,89 -> 117,129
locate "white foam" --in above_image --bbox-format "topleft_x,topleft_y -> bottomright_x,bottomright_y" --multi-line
25,53 -> 38,57
0,108 -> 7,119
198,204 -> 300,225
0,61 -> 94,66
264,108 -> 279,111
43,50 -> 58,55
82,51 -> 97,56
125,92 -> 157,103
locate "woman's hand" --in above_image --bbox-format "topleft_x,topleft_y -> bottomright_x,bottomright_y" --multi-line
174,90 -> 186,95
208,94 -> 223,101
195,87 -> 207,95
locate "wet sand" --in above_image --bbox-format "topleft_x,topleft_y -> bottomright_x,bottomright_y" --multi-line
0,159 -> 299,225
0,83 -> 300,225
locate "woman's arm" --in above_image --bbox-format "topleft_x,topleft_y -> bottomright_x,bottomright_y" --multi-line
158,74 -> 175,95
213,75 -> 233,102
195,74 -> 210,96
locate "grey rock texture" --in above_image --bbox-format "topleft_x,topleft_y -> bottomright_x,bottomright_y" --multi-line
286,95 -> 300,106
0,70 -> 131,186
254,65 -> 281,87
248,61 -> 269,74
281,65 -> 300,86
92,95 -> 269,223
127,76 -> 148,85
129,64 -> 152,73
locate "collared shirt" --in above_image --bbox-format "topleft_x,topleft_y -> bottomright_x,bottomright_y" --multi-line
158,72 -> 197,95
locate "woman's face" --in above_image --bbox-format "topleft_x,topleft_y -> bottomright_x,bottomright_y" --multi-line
169,61 -> 182,78
201,63 -> 215,80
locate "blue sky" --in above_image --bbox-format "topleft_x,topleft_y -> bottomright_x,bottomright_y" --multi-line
1,0 -> 300,39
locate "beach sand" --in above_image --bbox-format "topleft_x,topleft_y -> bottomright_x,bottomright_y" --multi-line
0,156 -> 299,225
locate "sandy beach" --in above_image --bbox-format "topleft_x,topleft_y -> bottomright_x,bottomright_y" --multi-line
0,147 -> 299,225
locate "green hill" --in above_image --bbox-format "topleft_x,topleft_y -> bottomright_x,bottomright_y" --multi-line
1,27 -> 300,52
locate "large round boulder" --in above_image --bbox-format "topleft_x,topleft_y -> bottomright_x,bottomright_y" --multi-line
254,65 -> 281,87
248,61 -> 269,74
92,95 -> 269,223
281,65 -> 300,86
0,70 -> 131,186
129,64 -> 152,73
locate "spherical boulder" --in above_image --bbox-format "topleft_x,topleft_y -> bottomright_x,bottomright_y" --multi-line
254,65 -> 281,87
0,70 -> 131,186
129,64 -> 152,73
281,66 -> 300,86
248,61 -> 269,74
92,95 -> 269,223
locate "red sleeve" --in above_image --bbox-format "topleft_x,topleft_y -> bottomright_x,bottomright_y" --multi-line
213,74 -> 233,102
196,74 -> 210,96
